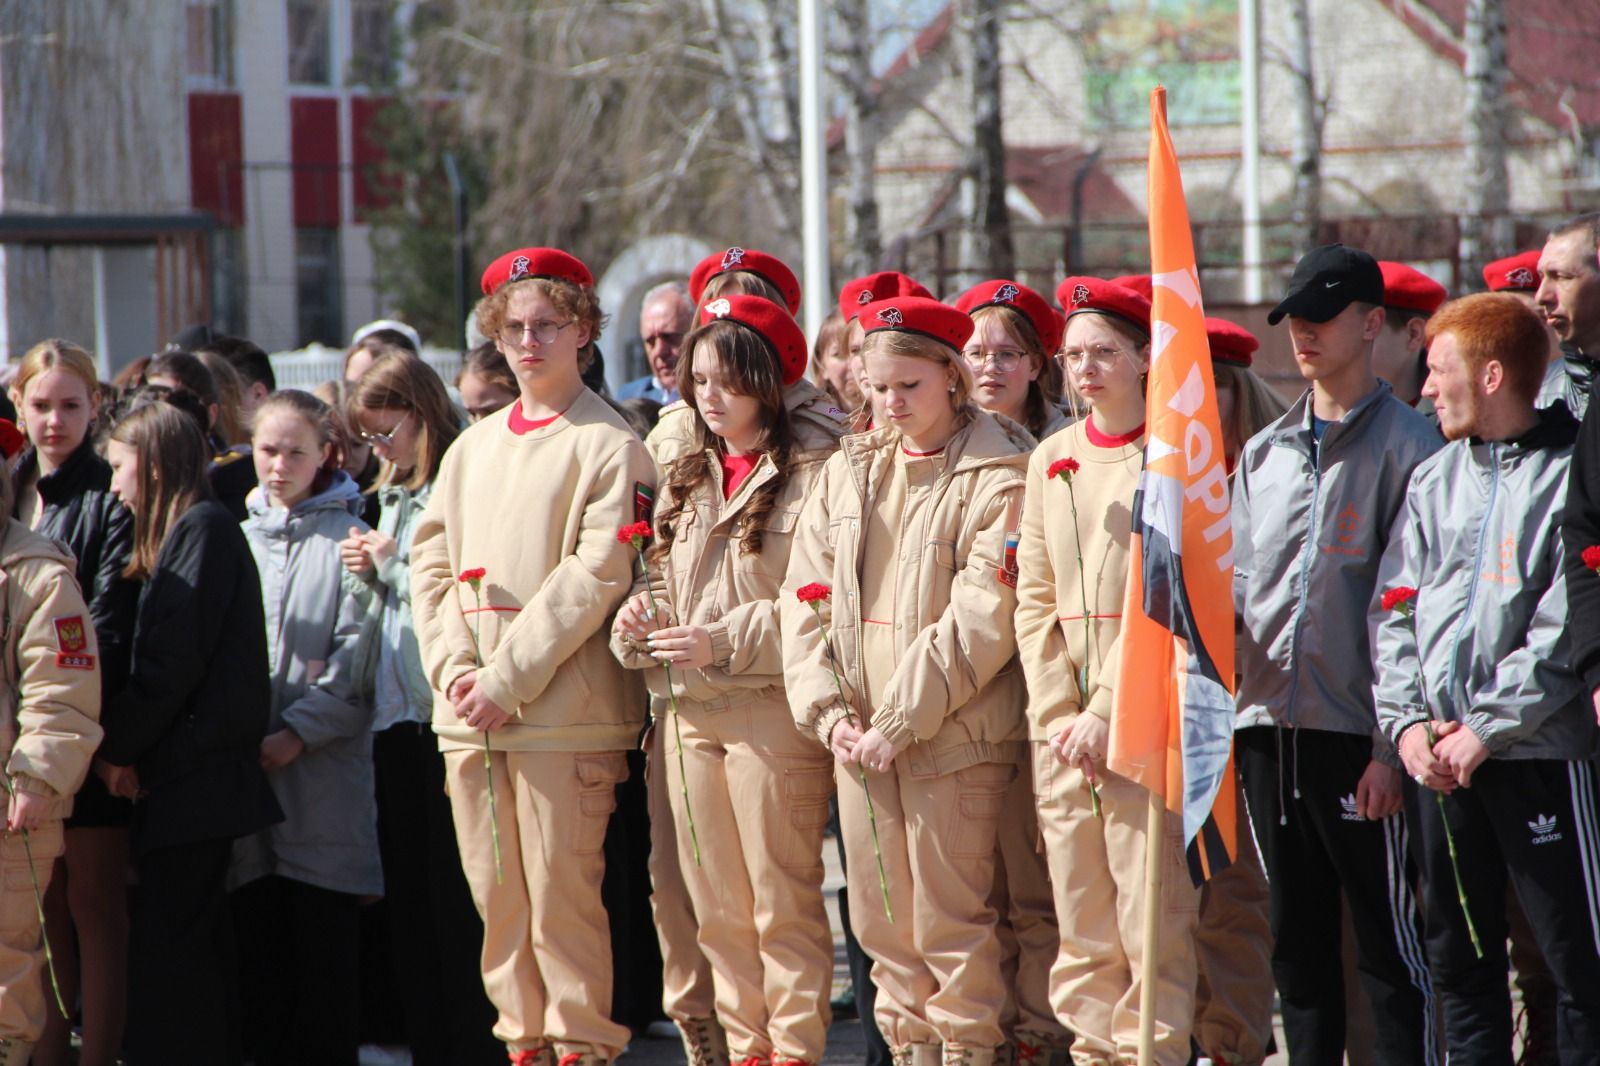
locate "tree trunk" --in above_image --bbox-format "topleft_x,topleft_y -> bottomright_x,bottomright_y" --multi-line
1460,0 -> 1510,287
963,0 -> 1013,278
1285,0 -> 1323,252
835,0 -> 881,276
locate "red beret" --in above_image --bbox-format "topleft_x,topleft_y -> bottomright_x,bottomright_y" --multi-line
838,272 -> 932,321
699,293 -> 810,387
480,247 -> 593,296
1378,261 -> 1447,315
954,279 -> 1063,353
689,247 -> 802,316
1205,317 -> 1259,368
1110,274 -> 1154,302
1057,276 -> 1152,335
858,296 -> 973,352
1482,250 -> 1541,293
0,419 -> 23,460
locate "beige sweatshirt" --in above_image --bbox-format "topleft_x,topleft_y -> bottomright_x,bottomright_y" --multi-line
1014,418 -> 1143,742
411,389 -> 657,752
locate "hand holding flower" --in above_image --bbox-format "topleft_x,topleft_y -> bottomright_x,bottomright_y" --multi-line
1057,712 -> 1108,785
614,590 -> 665,641
828,718 -> 864,763
1398,720 -> 1458,791
852,726 -> 905,774
648,625 -> 713,669
1432,725 -> 1489,787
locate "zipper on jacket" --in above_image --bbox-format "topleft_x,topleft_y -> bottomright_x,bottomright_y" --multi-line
1442,443 -> 1500,712
1276,429 -> 1325,812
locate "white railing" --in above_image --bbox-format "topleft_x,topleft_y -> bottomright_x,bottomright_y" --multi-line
267,344 -> 464,391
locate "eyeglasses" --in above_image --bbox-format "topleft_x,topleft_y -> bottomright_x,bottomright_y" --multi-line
962,348 -> 1028,373
1060,344 -> 1129,370
359,412 -> 409,448
643,330 -> 685,351
497,318 -> 575,348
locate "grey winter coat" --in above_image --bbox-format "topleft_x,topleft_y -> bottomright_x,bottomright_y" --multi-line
1232,382 -> 1442,765
233,474 -> 381,896
1373,406 -> 1596,761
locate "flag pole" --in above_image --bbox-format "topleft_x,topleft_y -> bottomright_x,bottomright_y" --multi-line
1137,786 -> 1165,1066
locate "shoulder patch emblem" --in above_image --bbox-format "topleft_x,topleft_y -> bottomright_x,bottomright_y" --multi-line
998,530 -> 1020,588
56,653 -> 95,671
635,481 -> 656,524
54,616 -> 87,654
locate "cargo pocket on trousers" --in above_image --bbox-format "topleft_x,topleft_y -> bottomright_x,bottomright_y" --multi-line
947,761 -> 1016,860
572,753 -> 628,855
0,822 -> 60,933
777,764 -> 835,870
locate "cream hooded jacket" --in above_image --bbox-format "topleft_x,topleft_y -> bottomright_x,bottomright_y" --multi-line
780,410 -> 1030,773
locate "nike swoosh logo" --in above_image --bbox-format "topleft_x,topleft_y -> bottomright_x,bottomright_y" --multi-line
1324,280 -> 1341,288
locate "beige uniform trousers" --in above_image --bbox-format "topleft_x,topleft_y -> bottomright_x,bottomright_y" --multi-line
1033,742 -> 1199,1066
838,753 -> 1015,1051
1192,777 -> 1274,1066
646,721 -> 719,1023
446,747 -> 632,1059
665,702 -> 835,1062
992,750 -> 1072,1051
0,820 -> 62,1042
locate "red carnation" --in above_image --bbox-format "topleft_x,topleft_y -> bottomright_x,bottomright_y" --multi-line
1047,457 -> 1081,481
458,567 -> 486,587
1381,586 -> 1418,613
618,521 -> 652,546
1583,545 -> 1600,574
796,583 -> 831,604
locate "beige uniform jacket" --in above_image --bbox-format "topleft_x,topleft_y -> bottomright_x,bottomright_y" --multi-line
610,409 -> 846,711
0,521 -> 103,818
411,390 -> 656,752
780,410 -> 1031,774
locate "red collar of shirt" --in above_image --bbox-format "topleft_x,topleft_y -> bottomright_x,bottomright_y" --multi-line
1084,413 -> 1144,448
507,399 -> 568,435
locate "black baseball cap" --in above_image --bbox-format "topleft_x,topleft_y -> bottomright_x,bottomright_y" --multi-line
1267,244 -> 1385,325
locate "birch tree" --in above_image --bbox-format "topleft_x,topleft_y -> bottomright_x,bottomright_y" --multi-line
1459,0 -> 1510,286
961,0 -> 1015,278
1284,0 -> 1324,254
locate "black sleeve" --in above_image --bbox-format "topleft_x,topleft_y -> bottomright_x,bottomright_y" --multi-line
1562,393 -> 1600,692
99,509 -> 250,766
87,499 -> 139,699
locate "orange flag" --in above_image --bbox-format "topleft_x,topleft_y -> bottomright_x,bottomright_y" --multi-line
1107,87 -> 1237,884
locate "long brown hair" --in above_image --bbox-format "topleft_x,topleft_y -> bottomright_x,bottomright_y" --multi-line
346,350 -> 459,491
652,319 -> 796,562
110,402 -> 213,579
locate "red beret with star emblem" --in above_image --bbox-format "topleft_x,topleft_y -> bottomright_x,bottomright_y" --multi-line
858,296 -> 974,352
689,247 -> 802,315
1205,317 -> 1259,368
1110,274 -> 1154,302
1378,262 -> 1447,315
480,247 -> 594,296
1056,276 -> 1152,335
954,278 -> 1063,353
838,271 -> 932,322
699,293 -> 810,387
1482,250 -> 1542,293
0,419 -> 24,460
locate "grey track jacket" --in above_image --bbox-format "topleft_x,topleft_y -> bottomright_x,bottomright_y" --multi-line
1233,381 -> 1442,765
1373,405 -> 1596,761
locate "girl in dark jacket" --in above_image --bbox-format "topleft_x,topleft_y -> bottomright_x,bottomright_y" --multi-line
100,400 -> 281,1066
9,340 -> 137,1066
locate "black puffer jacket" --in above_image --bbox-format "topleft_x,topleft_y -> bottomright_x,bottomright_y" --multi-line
1563,378 -> 1600,693
100,500 -> 282,853
13,442 -> 139,706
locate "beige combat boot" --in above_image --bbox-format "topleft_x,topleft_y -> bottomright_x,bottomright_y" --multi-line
679,1016 -> 730,1066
